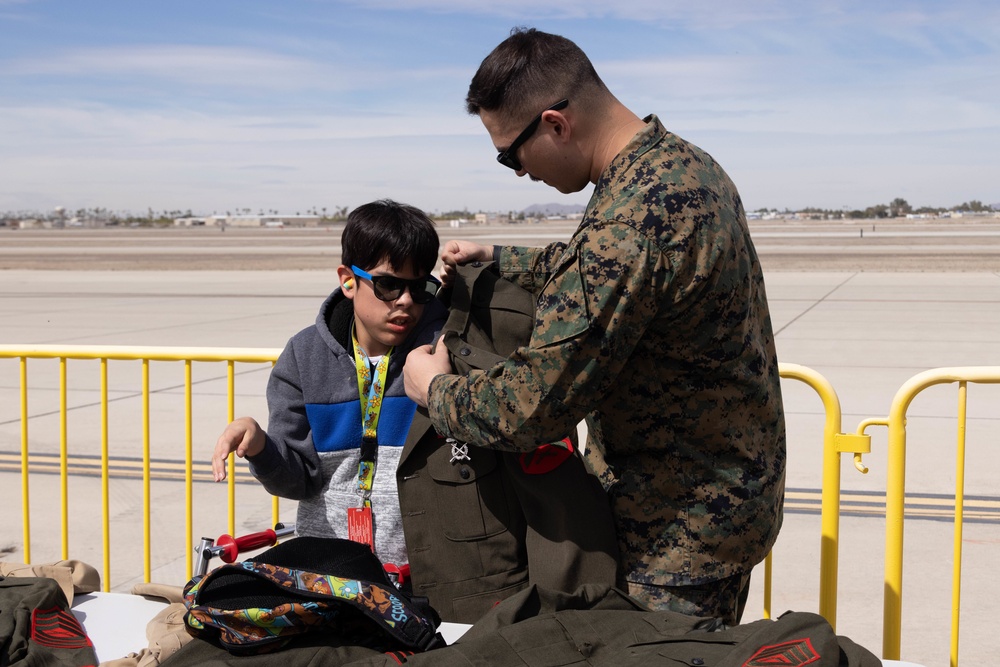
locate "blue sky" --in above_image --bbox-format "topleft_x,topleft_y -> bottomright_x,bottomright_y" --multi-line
1,0 -> 997,216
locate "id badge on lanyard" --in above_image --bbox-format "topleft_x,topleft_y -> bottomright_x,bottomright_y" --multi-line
348,435 -> 378,549
349,330 -> 391,551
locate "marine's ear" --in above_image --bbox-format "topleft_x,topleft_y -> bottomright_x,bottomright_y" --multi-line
543,107 -> 571,143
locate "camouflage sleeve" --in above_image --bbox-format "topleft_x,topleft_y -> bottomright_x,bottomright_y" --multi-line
492,242 -> 569,294
427,222 -> 664,451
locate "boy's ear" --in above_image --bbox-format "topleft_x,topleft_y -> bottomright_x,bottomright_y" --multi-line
336,265 -> 355,298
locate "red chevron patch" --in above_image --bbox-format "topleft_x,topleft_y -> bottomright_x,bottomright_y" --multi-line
519,437 -> 574,474
31,607 -> 94,650
743,637 -> 820,666
384,649 -> 414,664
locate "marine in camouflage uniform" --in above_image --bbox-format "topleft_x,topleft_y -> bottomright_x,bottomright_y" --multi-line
425,113 -> 786,624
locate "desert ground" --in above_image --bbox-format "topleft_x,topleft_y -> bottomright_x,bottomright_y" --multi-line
3,216 -> 1000,272
2,216 -> 999,666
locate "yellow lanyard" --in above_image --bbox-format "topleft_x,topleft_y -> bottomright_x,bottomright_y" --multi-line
351,327 -> 391,507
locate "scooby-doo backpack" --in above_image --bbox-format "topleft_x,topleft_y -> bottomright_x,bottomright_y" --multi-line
182,536 -> 444,655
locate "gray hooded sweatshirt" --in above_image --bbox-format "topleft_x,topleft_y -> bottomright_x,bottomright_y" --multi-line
247,287 -> 446,567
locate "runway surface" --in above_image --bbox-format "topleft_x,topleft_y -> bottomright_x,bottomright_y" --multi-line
2,221 -> 999,665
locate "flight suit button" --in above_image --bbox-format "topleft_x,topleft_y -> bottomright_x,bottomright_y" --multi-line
691,659 -> 705,666
471,261 -> 483,267
459,347 -> 471,356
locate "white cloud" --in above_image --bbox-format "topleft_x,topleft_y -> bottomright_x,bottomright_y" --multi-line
1,1 -> 997,214
331,0 -> 810,26
0,103 -> 485,155
5,45 -> 354,91
2,44 -> 471,99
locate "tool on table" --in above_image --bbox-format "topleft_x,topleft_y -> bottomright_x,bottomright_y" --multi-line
194,522 -> 296,577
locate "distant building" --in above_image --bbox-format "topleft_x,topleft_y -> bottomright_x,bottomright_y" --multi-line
173,214 -> 322,228
15,219 -> 46,229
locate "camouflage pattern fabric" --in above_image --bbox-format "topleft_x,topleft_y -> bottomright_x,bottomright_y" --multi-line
625,569 -> 751,626
427,115 -> 786,596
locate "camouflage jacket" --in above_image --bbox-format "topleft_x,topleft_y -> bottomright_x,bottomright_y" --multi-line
428,115 -> 786,586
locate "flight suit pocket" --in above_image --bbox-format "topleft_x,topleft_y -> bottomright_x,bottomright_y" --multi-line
426,444 -> 515,541
451,579 -> 529,624
498,617 -> 590,666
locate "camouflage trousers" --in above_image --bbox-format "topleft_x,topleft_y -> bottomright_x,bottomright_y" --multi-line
624,570 -> 751,626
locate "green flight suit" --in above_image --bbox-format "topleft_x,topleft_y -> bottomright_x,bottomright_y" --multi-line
397,262 -> 619,623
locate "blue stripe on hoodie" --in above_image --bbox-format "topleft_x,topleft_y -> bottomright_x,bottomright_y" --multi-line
305,396 -> 418,451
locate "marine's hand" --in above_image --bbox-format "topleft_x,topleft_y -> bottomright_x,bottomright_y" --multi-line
404,343 -> 454,408
438,240 -> 492,286
212,417 -> 265,482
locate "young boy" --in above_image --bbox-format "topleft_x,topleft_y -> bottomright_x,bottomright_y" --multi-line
211,200 -> 618,623
210,199 -> 446,574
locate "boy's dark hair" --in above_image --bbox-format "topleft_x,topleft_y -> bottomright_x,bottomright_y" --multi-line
341,199 -> 439,275
466,27 -> 605,122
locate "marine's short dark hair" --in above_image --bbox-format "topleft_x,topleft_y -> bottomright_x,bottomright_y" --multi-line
466,27 -> 605,122
341,199 -> 438,275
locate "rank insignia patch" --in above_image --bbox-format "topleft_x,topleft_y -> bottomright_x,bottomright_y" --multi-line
743,637 -> 820,666
31,607 -> 93,650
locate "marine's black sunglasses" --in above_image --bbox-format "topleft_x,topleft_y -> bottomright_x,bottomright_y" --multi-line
496,99 -> 569,171
350,265 -> 440,304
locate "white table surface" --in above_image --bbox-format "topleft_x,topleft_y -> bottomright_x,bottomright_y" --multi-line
71,592 -> 171,663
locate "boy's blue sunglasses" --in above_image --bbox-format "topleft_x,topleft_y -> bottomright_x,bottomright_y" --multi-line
350,265 -> 440,304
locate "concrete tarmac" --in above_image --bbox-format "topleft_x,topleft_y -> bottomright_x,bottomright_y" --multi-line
2,225 -> 999,665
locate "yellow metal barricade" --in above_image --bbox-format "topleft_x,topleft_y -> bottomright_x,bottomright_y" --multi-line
4,345 -> 861,628
0,344 -> 281,591
775,363 -> 870,629
7,347 -> 995,664
855,366 -> 1000,667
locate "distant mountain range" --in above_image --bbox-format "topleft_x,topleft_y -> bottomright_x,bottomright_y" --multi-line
522,203 -> 585,216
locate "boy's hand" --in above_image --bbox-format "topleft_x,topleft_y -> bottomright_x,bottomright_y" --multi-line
439,240 -> 492,286
212,417 -> 265,482
404,343 -> 454,408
